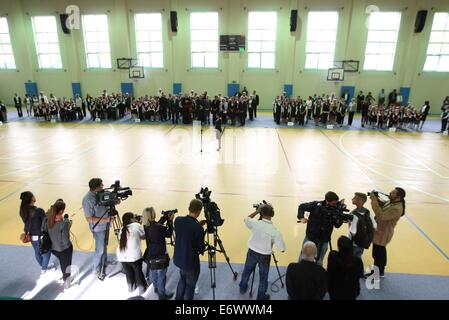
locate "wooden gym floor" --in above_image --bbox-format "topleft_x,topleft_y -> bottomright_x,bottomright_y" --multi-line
0,119 -> 448,277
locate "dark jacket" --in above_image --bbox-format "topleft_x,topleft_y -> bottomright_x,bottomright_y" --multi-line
21,207 -> 46,236
297,201 -> 342,243
327,251 -> 364,300
173,215 -> 205,271
144,218 -> 173,259
286,260 -> 327,300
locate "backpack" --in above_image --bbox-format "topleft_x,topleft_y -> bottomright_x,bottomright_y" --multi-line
39,218 -> 52,255
353,210 -> 374,249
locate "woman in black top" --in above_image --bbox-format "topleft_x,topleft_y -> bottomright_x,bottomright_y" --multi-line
19,191 -> 53,274
142,207 -> 174,300
327,236 -> 364,300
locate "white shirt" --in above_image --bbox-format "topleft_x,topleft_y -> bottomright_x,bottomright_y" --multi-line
244,217 -> 286,255
348,208 -> 377,239
116,223 -> 145,262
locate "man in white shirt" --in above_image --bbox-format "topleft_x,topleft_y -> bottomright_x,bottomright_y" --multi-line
348,192 -> 377,258
239,203 -> 286,300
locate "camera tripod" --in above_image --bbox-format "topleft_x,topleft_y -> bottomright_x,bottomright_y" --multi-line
248,253 -> 284,299
205,225 -> 238,300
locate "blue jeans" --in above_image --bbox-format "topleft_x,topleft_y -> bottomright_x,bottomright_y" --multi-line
353,245 -> 364,259
92,229 -> 109,274
31,240 -> 51,270
175,265 -> 200,300
301,236 -> 328,266
150,267 -> 168,296
239,249 -> 271,300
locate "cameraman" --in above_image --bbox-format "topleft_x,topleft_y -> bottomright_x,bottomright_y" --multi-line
239,203 -> 286,300
369,187 -> 406,277
173,199 -> 206,300
297,191 -> 342,266
82,178 -> 112,280
142,207 -> 174,300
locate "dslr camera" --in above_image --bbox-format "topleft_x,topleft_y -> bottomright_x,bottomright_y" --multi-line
253,200 -> 268,210
96,180 -> 133,208
195,187 -> 224,233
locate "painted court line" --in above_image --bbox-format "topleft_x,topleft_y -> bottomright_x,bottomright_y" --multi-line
320,129 -> 449,262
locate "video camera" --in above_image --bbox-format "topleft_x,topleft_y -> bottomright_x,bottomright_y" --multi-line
195,187 -> 224,233
96,180 -> 133,208
321,200 -> 352,226
253,200 -> 268,210
161,209 -> 178,217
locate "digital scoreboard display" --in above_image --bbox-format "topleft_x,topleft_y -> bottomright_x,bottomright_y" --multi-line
220,35 -> 245,51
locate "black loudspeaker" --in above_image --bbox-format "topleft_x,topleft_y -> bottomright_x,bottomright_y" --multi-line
60,14 -> 70,34
170,11 -> 178,32
290,10 -> 298,32
414,10 -> 427,33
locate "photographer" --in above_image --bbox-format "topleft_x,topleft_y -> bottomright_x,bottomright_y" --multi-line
142,207 -> 174,300
173,199 -> 206,300
369,187 -> 406,277
297,191 -> 343,266
239,203 -> 286,300
117,212 -> 147,294
82,178 -> 112,280
44,199 -> 73,289
348,193 -> 376,258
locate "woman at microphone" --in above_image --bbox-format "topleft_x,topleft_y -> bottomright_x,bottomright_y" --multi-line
44,199 -> 74,289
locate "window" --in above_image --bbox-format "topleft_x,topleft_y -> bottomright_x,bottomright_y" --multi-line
247,12 -> 277,69
190,12 -> 218,68
82,15 -> 111,68
31,16 -> 62,69
135,13 -> 163,68
424,12 -> 449,72
305,12 -> 338,70
363,12 -> 401,71
0,17 -> 15,69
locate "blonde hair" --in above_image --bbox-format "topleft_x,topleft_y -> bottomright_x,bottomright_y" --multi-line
142,207 -> 156,226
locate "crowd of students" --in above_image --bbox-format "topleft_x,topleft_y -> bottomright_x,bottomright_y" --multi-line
271,89 -> 443,132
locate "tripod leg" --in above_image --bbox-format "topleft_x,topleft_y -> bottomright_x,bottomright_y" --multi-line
215,232 -> 238,280
272,253 -> 284,288
249,269 -> 255,299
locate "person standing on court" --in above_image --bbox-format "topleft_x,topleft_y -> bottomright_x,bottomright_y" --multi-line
173,199 -> 206,300
82,178 -> 113,280
19,191 -> 53,274
369,187 -> 406,277
14,93 -> 23,118
239,203 -> 286,300
215,114 -> 223,151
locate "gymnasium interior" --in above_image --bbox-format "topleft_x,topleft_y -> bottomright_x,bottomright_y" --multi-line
0,0 -> 448,301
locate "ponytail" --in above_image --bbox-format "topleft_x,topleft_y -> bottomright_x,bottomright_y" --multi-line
19,191 -> 34,221
47,200 -> 66,229
119,212 -> 134,251
395,187 -> 406,216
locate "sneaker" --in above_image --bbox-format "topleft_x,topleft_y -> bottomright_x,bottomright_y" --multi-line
194,286 -> 199,295
96,271 -> 106,281
64,279 -> 71,290
380,273 -> 385,278
159,293 -> 174,300
239,286 -> 248,295
46,263 -> 56,270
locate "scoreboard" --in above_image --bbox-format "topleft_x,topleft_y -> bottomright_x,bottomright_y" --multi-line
220,35 -> 245,51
